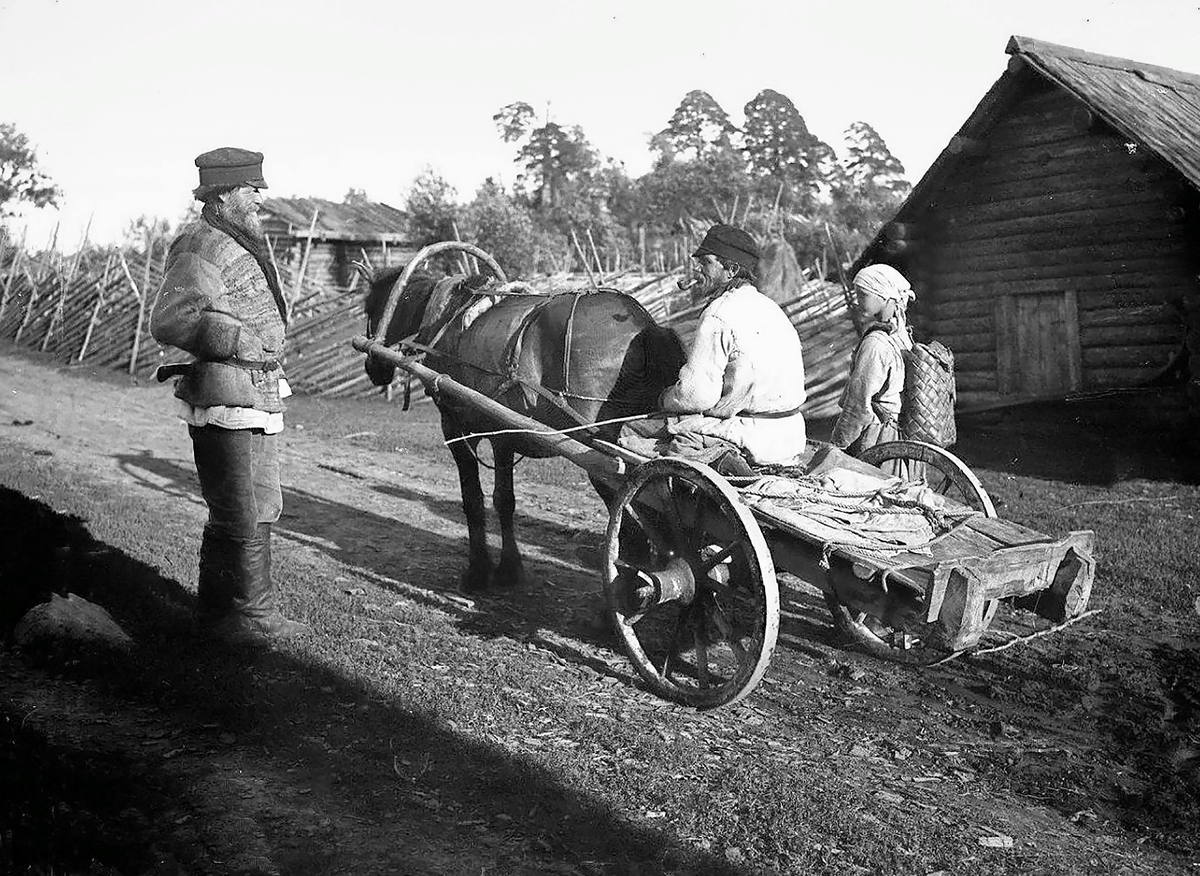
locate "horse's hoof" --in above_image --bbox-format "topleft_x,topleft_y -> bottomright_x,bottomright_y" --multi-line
461,571 -> 490,594
490,570 -> 526,589
491,558 -> 526,589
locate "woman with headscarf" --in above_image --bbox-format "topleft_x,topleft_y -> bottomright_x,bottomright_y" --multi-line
830,263 -> 915,456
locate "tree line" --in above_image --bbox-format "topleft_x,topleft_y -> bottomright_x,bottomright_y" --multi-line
1,87 -> 912,282
404,88 -> 912,280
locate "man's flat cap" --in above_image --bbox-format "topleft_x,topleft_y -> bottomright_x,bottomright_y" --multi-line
194,147 -> 268,189
693,223 -> 759,272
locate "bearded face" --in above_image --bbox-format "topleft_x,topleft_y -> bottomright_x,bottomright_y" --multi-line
214,185 -> 266,241
690,252 -> 733,301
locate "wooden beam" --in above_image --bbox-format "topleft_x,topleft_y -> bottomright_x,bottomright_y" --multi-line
0,227 -> 28,324
350,335 -> 624,477
929,236 -> 1187,273
1082,343 -> 1180,369
292,209 -> 320,303
78,253 -> 114,362
1080,304 -> 1176,328
570,228 -> 599,291
934,217 -> 1181,252
934,282 -> 1191,318
937,197 -> 1179,243
1080,322 -> 1181,346
14,265 -> 40,342
586,227 -> 605,282
933,176 -> 1174,217
930,255 -> 1190,294
119,249 -> 147,376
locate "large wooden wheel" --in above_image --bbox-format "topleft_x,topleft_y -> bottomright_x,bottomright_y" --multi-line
858,440 -> 995,516
602,457 -> 779,708
369,240 -> 508,347
825,440 -> 998,665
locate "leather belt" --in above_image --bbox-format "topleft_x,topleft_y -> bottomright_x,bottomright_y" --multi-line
155,357 -> 280,383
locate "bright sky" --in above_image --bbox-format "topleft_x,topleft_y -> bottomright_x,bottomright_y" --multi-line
2,0 -> 1197,249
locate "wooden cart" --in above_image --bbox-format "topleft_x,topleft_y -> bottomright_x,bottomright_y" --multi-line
352,334 -> 1095,710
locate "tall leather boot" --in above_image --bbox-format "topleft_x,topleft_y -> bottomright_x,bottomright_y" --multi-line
196,526 -> 240,626
245,523 -> 307,638
211,523 -> 307,643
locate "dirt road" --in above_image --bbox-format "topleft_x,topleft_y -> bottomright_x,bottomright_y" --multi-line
2,349 -> 1198,876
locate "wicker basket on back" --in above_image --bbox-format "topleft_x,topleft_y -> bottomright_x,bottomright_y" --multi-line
900,340 -> 957,447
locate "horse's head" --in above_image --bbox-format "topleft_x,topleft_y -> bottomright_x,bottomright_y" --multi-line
596,321 -> 687,440
361,263 -> 441,386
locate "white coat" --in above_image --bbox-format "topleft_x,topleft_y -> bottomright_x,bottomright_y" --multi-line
659,283 -> 807,465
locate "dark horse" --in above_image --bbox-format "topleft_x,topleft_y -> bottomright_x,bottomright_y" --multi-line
363,254 -> 685,593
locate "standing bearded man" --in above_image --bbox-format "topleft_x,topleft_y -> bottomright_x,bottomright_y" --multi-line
151,147 -> 307,644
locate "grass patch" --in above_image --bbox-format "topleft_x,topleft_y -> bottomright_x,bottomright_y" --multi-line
2,379 -> 1199,875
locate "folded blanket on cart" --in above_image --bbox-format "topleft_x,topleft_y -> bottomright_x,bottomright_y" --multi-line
738,467 -> 958,562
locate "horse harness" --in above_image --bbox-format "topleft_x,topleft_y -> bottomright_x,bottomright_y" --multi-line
395,281 -> 624,431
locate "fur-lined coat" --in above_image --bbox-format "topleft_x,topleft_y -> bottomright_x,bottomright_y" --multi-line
151,220 -> 287,412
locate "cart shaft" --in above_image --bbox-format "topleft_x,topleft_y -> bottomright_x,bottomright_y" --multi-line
352,336 -> 626,479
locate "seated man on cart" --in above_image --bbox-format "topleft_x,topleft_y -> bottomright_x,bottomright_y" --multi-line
620,223 -> 808,475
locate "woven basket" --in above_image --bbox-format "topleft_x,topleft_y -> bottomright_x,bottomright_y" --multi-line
901,341 -> 957,447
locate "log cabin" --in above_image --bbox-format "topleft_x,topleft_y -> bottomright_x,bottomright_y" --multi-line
260,196 -> 418,296
853,35 -> 1200,411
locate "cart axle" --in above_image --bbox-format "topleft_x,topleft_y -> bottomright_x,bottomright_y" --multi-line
617,556 -> 697,615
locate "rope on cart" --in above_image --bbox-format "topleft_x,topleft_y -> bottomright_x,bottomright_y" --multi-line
441,412 -> 658,446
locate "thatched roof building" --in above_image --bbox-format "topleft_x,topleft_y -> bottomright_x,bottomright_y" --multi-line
854,35 -> 1200,410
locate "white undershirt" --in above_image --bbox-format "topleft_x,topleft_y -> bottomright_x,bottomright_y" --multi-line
175,378 -> 292,434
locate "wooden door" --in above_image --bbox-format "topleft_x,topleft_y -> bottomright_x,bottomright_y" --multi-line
995,291 -> 1082,397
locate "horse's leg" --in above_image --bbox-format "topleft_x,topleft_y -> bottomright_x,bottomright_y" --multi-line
491,439 -> 527,588
444,415 -> 492,593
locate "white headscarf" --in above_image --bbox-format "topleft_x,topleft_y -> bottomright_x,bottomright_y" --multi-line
852,264 -> 915,349
853,264 -> 913,305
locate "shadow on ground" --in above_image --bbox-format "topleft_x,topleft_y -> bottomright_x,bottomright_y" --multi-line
953,389 -> 1198,486
0,485 -> 749,876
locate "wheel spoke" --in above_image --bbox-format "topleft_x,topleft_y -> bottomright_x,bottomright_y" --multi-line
701,542 -> 738,574
659,646 -> 676,679
624,503 -> 674,558
666,477 -> 699,554
709,603 -> 748,661
699,575 -> 738,601
929,469 -> 954,495
693,626 -> 711,688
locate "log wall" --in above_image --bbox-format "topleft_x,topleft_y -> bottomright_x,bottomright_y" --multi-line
270,238 -> 419,293
899,76 -> 1197,408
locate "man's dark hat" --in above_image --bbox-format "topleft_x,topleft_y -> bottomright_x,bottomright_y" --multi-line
193,147 -> 268,197
693,223 -> 759,272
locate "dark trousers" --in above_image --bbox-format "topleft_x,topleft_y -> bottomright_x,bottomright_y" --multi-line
189,425 -> 283,621
189,425 -> 282,537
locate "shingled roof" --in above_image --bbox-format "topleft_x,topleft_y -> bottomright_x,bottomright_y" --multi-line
261,196 -> 411,243
1009,34 -> 1200,190
853,35 -> 1200,272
